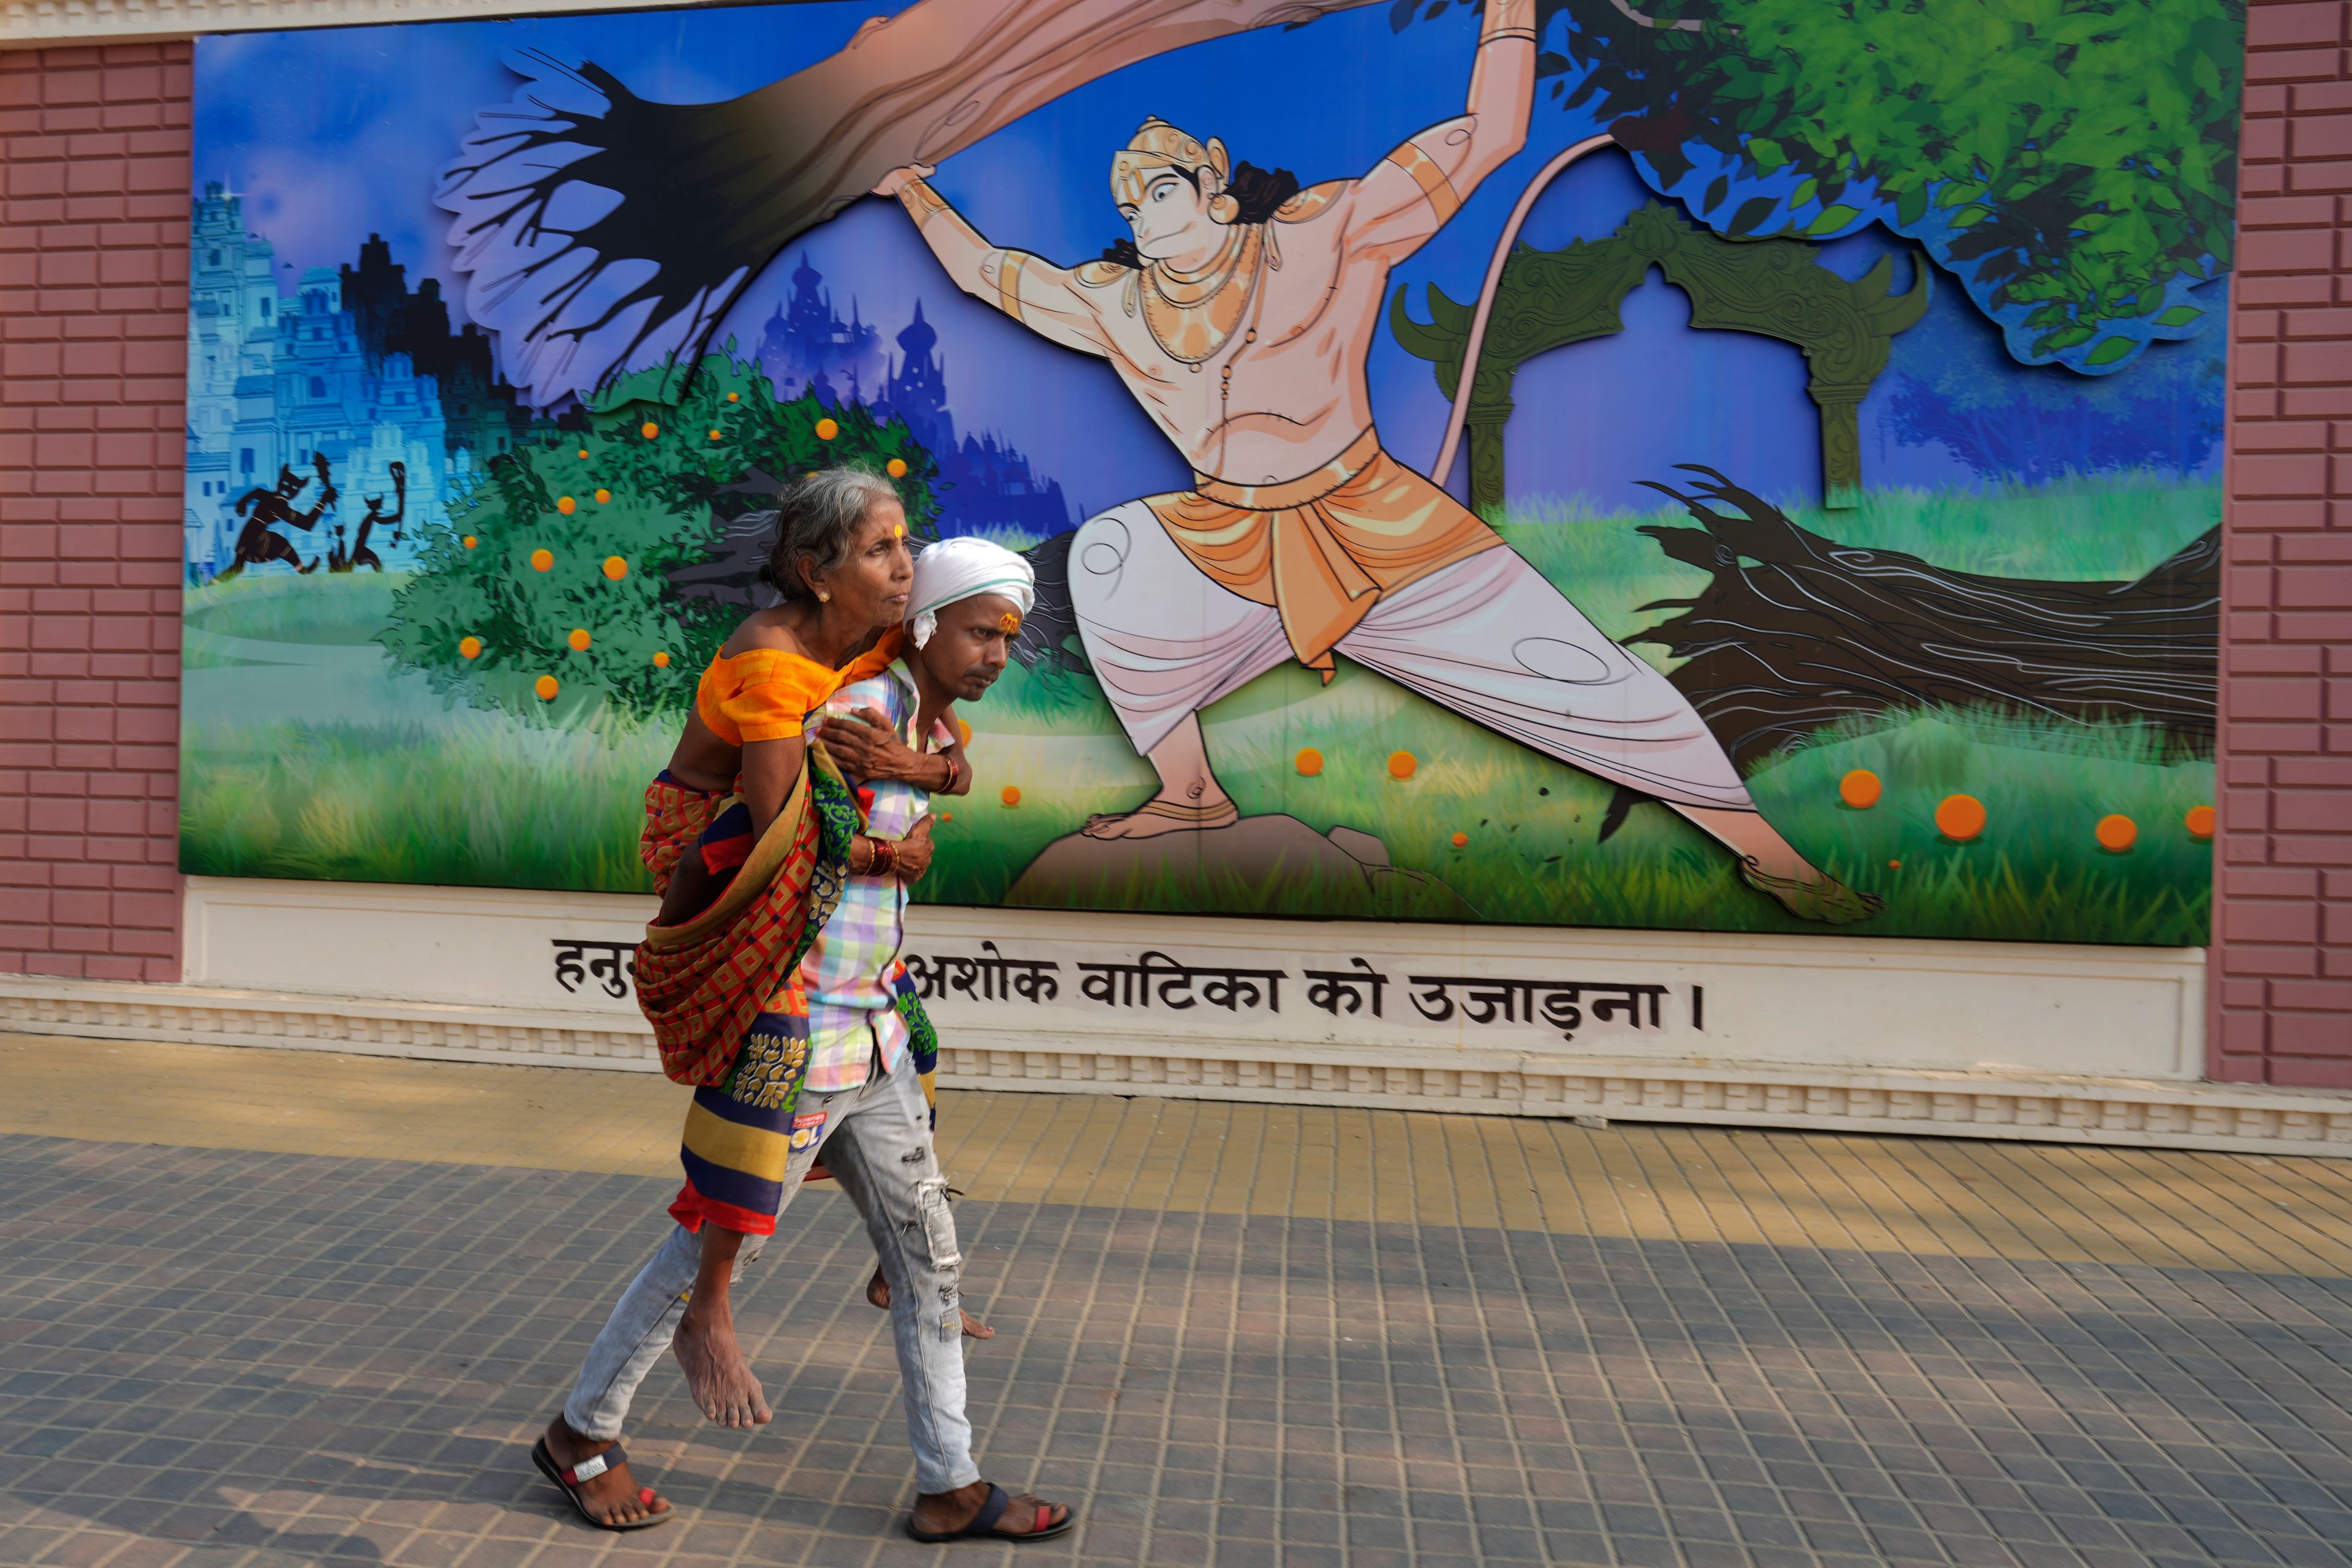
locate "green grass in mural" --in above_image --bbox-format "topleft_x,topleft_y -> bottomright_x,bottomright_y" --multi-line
181,716 -> 670,891
926,658 -> 2212,945
178,475 -> 2217,944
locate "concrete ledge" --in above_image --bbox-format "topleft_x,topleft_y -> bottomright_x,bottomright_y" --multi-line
5,973 -> 2345,1158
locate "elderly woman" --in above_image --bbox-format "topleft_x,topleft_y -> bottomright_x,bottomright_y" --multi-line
534,490 -> 1069,1546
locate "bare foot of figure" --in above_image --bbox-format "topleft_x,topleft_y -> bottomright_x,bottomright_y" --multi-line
867,1266 -> 995,1338
672,1303 -> 771,1428
1080,714 -> 1240,840
1080,791 -> 1240,840
538,1417 -> 673,1528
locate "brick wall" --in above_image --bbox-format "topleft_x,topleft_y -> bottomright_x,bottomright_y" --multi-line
0,43 -> 193,983
2214,1 -> 2352,1087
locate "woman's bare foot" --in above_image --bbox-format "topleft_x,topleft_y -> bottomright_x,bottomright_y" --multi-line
867,1266 -> 995,1338
541,1419 -> 671,1527
671,1304 -> 771,1428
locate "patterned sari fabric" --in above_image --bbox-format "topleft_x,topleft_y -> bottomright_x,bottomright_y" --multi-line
633,753 -> 860,1088
639,747 -> 944,1237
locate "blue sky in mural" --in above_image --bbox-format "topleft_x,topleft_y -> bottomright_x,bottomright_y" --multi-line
194,0 -> 2223,524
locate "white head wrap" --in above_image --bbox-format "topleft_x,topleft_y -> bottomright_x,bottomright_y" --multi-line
907,536 -> 1036,648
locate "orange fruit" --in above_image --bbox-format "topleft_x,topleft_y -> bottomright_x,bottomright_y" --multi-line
816,418 -> 840,440
886,457 -> 908,478
555,495 -> 576,514
652,651 -> 671,669
640,421 -> 659,439
1000,785 -> 1022,807
726,392 -> 740,402
534,675 -> 559,701
1838,768 -> 1882,809
593,488 -> 611,504
458,635 -> 482,660
956,717 -> 973,746
567,628 -> 592,652
2184,804 -> 2215,840
707,429 -> 722,441
1295,747 -> 1324,777
1934,793 -> 1986,843
1387,750 -> 1417,780
1450,831 -> 1468,848
2095,813 -> 2138,853
461,535 -> 477,549
601,556 -> 628,581
530,548 -> 554,571
576,448 -> 589,459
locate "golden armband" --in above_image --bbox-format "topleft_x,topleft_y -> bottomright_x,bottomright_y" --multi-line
897,177 -> 951,225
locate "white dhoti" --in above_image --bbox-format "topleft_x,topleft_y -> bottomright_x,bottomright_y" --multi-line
1068,499 -> 1758,813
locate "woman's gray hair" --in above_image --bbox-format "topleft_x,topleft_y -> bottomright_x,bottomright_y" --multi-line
759,468 -> 902,604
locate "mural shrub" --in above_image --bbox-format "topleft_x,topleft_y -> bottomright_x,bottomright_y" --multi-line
383,354 -> 938,722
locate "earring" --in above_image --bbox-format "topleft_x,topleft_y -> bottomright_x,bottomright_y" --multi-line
1208,192 -> 1239,224
818,591 -> 831,603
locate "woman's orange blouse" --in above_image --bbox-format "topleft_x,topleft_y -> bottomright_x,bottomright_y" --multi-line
692,629 -> 904,745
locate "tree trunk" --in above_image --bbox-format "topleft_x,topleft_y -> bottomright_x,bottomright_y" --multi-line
707,0 -> 1389,247
1631,469 -> 2219,769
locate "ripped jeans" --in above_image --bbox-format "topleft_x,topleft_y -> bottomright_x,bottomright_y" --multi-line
561,1059 -> 978,1494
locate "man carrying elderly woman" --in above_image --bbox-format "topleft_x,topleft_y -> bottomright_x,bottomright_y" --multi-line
530,469 -> 1073,1545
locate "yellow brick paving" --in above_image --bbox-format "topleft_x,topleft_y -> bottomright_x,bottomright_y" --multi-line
6,1030 -> 2348,1279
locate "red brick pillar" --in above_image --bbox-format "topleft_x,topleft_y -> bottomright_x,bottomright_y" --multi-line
2215,0 -> 2352,1086
0,43 -> 193,983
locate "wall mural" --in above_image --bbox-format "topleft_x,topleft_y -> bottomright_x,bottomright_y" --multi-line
179,0 -> 2240,946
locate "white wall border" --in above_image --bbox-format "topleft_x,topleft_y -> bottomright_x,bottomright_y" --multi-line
2,971 -> 2348,1157
1,875 -> 2341,1158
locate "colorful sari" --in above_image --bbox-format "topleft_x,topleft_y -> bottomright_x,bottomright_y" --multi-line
632,698 -> 943,1236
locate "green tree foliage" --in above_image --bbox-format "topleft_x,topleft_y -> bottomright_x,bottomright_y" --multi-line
383,354 -> 938,723
1417,0 -> 2241,364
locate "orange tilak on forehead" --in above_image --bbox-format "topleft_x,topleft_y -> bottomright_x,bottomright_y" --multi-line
998,611 -> 1023,634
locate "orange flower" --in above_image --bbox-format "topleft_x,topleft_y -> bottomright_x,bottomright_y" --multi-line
815,417 -> 839,440
956,717 -> 973,746
568,628 -> 592,652
1934,794 -> 1986,843
534,675 -> 559,701
555,495 -> 576,515
652,651 -> 671,669
708,429 -> 722,441
1449,831 -> 1468,848
601,556 -> 628,581
458,635 -> 482,660
593,488 -> 611,504
1838,768 -> 1882,809
726,392 -> 740,402
530,548 -> 554,571
1387,750 -> 1417,780
1295,747 -> 1324,777
1000,785 -> 1022,807
2094,813 -> 2137,853
886,457 -> 908,478
576,448 -> 589,459
461,535 -> 478,549
640,421 -> 660,439
2184,804 -> 2215,840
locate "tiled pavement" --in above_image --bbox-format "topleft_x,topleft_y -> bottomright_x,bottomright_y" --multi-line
2,1037 -> 2351,1567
